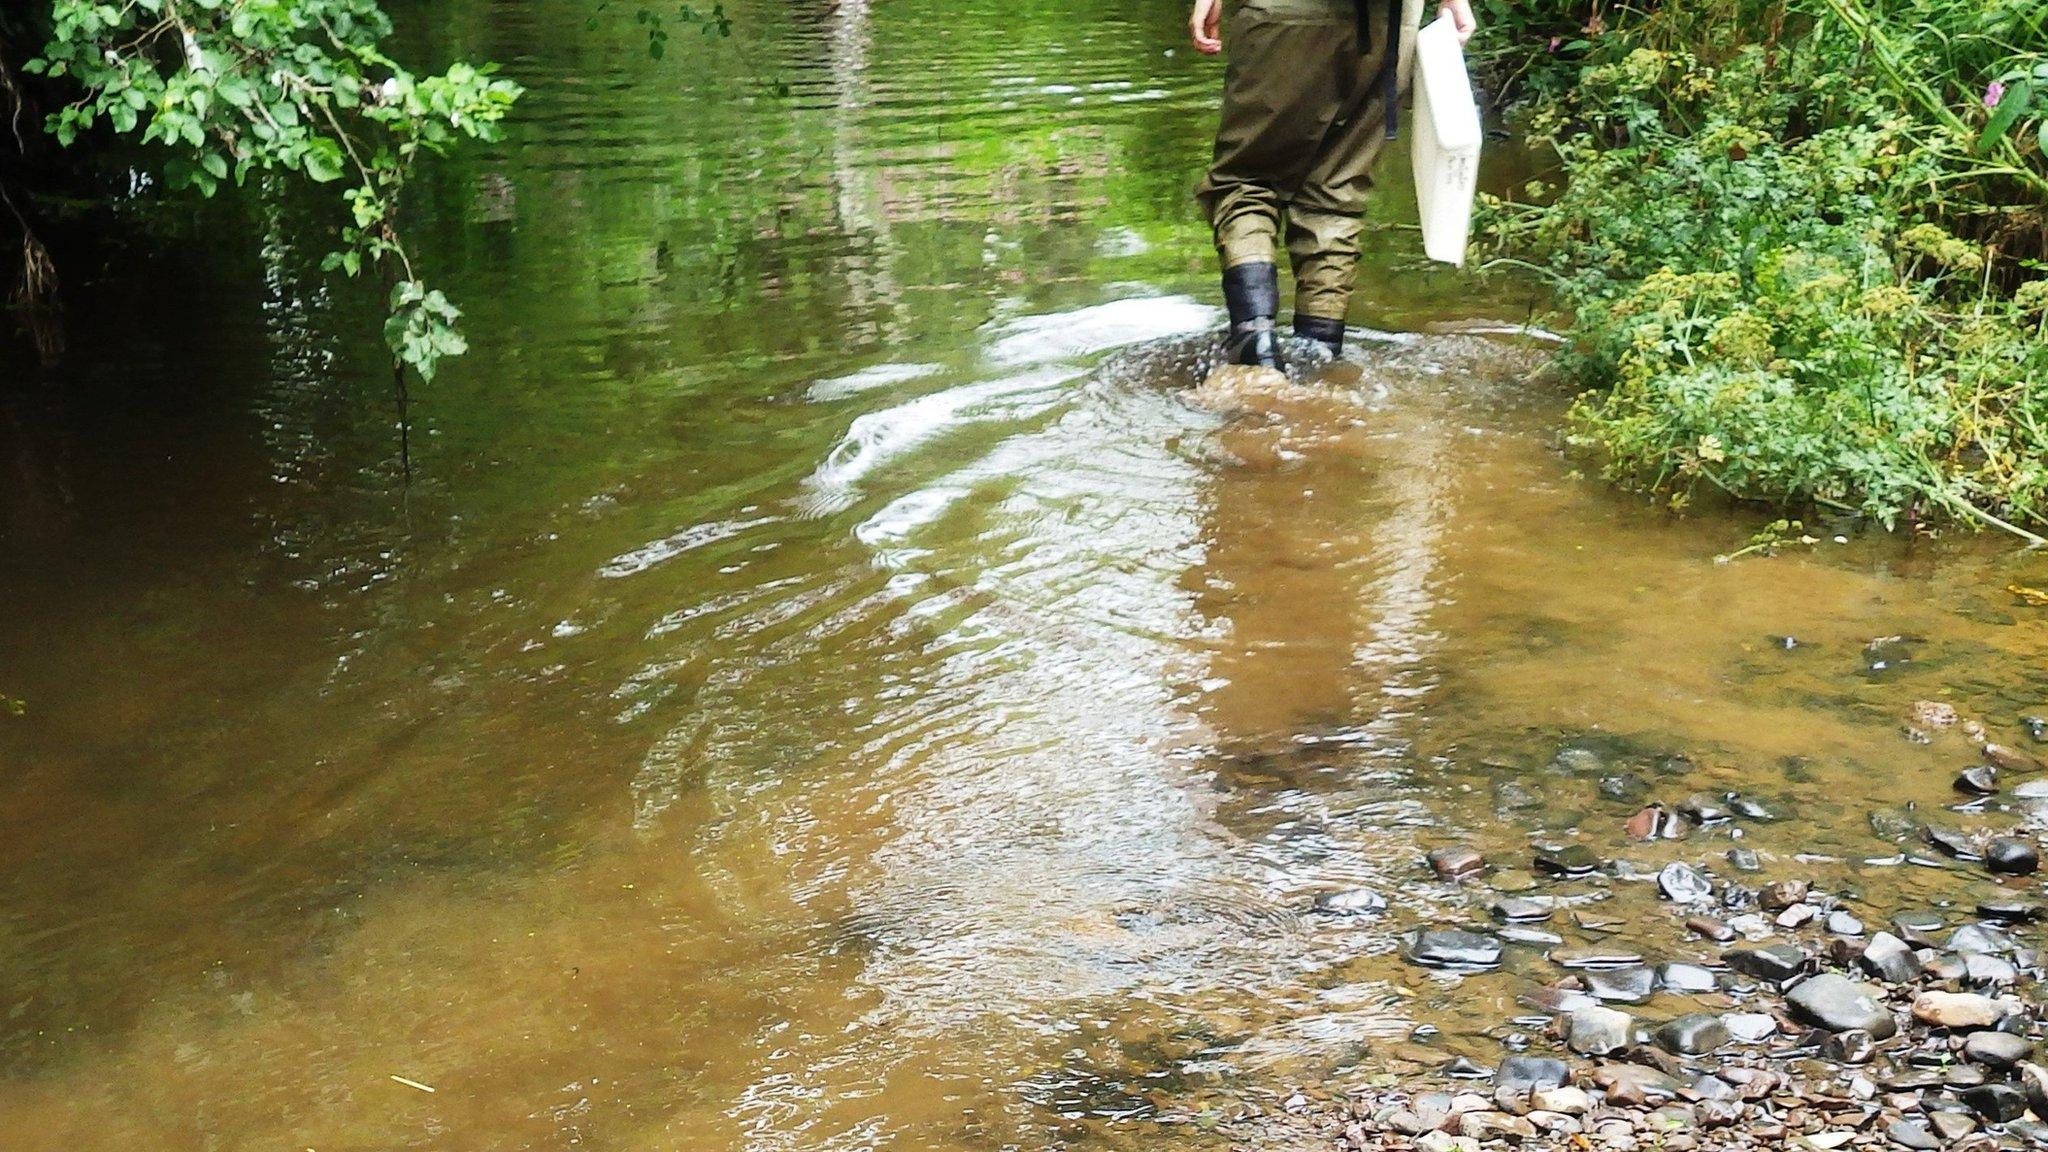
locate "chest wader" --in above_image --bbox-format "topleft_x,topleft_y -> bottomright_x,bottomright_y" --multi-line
1196,0 -> 1399,365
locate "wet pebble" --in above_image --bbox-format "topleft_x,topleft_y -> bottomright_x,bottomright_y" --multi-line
1654,1012 -> 1731,1056
1821,1028 -> 1876,1063
1722,1012 -> 1778,1043
1566,1006 -> 1634,1055
1726,847 -> 1761,873
1404,928 -> 1503,970
1827,910 -> 1865,936
1963,1030 -> 2034,1068
1678,793 -> 1730,824
1758,879 -> 1809,910
1428,845 -> 1487,881
1598,773 -> 1650,802
1786,973 -> 1897,1037
1494,1054 -> 1569,1092
1986,743 -> 2047,773
1658,862 -> 1713,903
1950,923 -> 2016,954
1860,931 -> 1924,984
1534,844 -> 1603,878
1912,991 -> 2006,1029
1657,962 -> 1717,994
1553,947 -> 1646,970
1727,943 -> 1810,984
1492,897 -> 1553,923
1977,898 -> 2042,923
1894,910 -> 1946,948
1312,887 -> 1387,915
1960,1082 -> 2028,1122
1956,765 -> 2001,795
1585,966 -> 1655,1004
1888,1120 -> 1941,1150
1986,836 -> 2040,875
1924,826 -> 1981,860
1729,794 -> 1777,821
1685,915 -> 1736,942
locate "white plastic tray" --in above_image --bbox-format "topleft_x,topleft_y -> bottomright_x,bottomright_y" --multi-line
1409,12 -> 1483,266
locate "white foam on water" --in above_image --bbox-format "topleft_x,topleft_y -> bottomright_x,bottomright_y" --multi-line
795,366 -> 1077,517
804,361 -> 947,403
598,514 -> 783,579
983,295 -> 1219,367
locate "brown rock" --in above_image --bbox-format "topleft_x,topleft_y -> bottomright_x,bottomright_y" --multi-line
1911,991 -> 2006,1030
1985,743 -> 2047,773
1910,701 -> 1958,728
1427,845 -> 1487,880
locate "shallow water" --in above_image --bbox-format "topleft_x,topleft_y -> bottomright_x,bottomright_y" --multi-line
5,0 -> 2048,1148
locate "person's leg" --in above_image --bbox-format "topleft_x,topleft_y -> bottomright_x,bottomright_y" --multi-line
1195,0 -> 1357,368
1286,0 -> 1395,356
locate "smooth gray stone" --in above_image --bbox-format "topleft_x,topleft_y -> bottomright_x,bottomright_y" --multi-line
1567,1006 -> 1634,1056
1860,932 -> 1924,984
1658,862 -> 1713,902
1987,837 -> 2040,875
1727,944 -> 1809,984
1723,1012 -> 1778,1043
1313,888 -> 1387,914
1586,966 -> 1655,1004
1886,1120 -> 1940,1150
1950,924 -> 2016,955
1786,973 -> 1898,1038
1963,1030 -> 2034,1069
1658,962 -> 1718,994
1404,929 -> 1502,969
1495,1054 -> 1570,1091
1654,1013 -> 1731,1056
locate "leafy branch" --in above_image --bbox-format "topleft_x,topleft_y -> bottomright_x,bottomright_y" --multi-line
27,0 -> 521,383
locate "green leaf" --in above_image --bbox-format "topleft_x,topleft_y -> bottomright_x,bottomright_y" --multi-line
1980,80 -> 2034,154
303,137 -> 346,182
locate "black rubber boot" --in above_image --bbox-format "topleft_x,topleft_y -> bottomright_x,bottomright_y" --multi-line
1294,315 -> 1345,357
1221,262 -> 1284,370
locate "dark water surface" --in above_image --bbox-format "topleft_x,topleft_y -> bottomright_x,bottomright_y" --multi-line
5,1 -> 2048,1149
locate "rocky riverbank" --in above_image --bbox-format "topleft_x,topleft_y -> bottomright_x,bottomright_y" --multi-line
1267,703 -> 2048,1152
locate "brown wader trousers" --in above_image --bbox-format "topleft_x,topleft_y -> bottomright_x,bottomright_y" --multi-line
1196,0 -> 1396,323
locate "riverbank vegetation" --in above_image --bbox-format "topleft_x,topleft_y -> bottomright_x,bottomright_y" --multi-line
3,1 -> 519,380
1475,0 -> 2048,540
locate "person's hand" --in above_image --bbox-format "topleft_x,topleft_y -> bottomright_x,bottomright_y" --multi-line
1440,0 -> 1477,44
1190,0 -> 1222,54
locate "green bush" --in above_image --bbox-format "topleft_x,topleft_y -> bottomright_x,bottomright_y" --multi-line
1478,0 -> 2048,538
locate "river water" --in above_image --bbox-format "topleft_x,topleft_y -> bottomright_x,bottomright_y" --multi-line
4,1 -> 2048,1149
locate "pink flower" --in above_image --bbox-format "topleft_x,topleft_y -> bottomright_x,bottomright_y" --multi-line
1986,81 -> 2006,109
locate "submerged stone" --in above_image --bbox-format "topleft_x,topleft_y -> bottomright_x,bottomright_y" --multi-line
1429,845 -> 1487,880
1534,844 -> 1602,878
1727,944 -> 1809,984
1585,966 -> 1655,1004
1657,962 -> 1717,994
1312,888 -> 1387,915
1986,743 -> 2047,773
1658,862 -> 1712,903
1404,929 -> 1502,970
1957,765 -> 2001,795
1987,837 -> 2040,875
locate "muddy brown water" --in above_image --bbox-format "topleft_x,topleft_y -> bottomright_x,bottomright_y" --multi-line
6,0 -> 2048,1148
